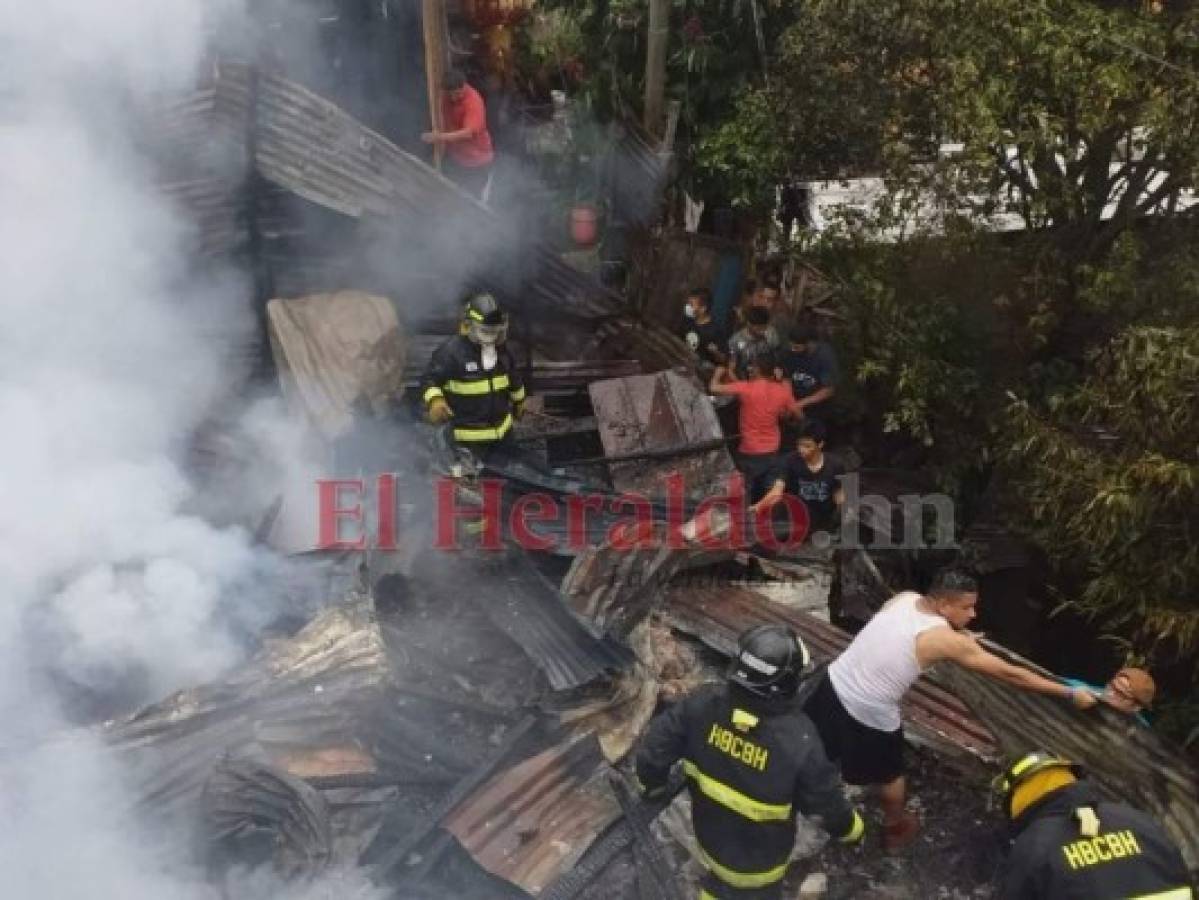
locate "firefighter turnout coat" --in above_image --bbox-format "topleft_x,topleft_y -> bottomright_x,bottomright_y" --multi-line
635,684 -> 862,898
999,781 -> 1194,900
420,334 -> 526,444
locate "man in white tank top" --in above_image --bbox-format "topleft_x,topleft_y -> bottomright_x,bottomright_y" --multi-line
805,569 -> 1098,852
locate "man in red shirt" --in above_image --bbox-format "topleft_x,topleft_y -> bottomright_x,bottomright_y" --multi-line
422,68 -> 495,201
709,350 -> 801,502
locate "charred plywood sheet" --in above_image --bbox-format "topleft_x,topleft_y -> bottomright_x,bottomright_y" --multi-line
443,734 -> 621,896
589,370 -> 734,497
941,650 -> 1199,873
661,586 -> 1000,763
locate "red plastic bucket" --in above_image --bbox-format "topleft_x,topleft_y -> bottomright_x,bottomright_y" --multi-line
570,205 -> 599,246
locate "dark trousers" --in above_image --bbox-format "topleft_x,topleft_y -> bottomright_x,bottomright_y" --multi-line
444,158 -> 492,201
735,451 -> 780,503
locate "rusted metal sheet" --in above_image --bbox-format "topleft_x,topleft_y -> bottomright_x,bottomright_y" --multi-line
442,734 -> 621,896
941,649 -> 1199,873
661,586 -> 1000,763
590,319 -> 695,372
562,523 -> 732,640
589,370 -> 735,497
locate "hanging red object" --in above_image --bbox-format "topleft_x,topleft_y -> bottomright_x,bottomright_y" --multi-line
569,204 -> 598,246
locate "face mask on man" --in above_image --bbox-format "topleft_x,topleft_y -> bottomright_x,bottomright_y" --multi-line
481,344 -> 498,371
683,303 -> 696,319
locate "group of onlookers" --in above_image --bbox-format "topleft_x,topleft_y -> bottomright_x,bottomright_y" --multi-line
680,279 -> 843,537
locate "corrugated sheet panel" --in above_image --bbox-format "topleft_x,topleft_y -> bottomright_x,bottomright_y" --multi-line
456,554 -> 633,692
442,733 -> 621,896
562,525 -> 732,640
661,585 -> 1000,762
105,597 -> 465,822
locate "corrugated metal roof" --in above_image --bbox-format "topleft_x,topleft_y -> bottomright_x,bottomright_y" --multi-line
105,596 -> 468,824
145,64 -> 624,316
604,119 -> 670,229
941,652 -> 1199,873
456,554 -> 633,692
562,525 -> 732,640
144,65 -> 703,373
442,733 -> 621,896
661,585 -> 1000,762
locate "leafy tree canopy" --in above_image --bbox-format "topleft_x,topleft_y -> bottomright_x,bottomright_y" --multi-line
701,0 -> 1199,261
1005,324 -> 1199,660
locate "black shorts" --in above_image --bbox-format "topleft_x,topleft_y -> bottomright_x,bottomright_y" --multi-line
803,671 -> 905,785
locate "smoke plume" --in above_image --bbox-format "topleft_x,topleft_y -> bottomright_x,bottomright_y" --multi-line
0,1 -> 376,897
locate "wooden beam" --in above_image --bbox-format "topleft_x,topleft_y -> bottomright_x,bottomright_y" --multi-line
660,99 -> 682,153
643,0 -> 669,136
421,0 -> 447,170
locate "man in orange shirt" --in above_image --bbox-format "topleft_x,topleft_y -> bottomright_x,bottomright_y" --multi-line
422,69 -> 495,201
709,350 -> 801,502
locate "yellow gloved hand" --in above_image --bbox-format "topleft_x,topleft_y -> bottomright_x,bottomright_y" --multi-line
428,396 -> 452,424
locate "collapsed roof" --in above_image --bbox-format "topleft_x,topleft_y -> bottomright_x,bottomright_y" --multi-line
129,59 -> 1199,898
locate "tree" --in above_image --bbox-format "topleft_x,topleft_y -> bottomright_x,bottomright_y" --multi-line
1004,325 -> 1199,662
700,0 -> 1199,260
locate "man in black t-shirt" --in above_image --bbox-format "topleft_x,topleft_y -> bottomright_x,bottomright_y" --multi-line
779,323 -> 838,422
679,288 -> 727,380
752,419 -> 845,539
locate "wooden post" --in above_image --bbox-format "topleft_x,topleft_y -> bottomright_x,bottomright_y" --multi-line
660,99 -> 682,153
644,0 -> 669,137
422,0 -> 447,170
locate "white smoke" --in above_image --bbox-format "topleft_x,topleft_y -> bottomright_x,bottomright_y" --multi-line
0,1 -> 378,897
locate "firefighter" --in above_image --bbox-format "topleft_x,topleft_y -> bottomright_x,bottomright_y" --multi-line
635,625 -> 865,900
995,750 -> 1193,900
420,292 -> 526,458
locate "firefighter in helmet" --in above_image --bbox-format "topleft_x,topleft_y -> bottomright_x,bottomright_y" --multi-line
636,625 -> 865,900
420,291 -> 526,456
995,750 -> 1193,900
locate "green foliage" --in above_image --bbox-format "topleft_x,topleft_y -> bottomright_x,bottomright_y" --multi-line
533,0 -> 801,198
692,90 -> 787,209
1004,325 -> 1199,661
809,232 -> 1001,489
697,0 -> 937,211
524,9 -> 586,72
701,0 -> 1199,243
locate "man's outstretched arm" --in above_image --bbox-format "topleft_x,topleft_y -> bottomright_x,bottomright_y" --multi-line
924,629 -> 1097,710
